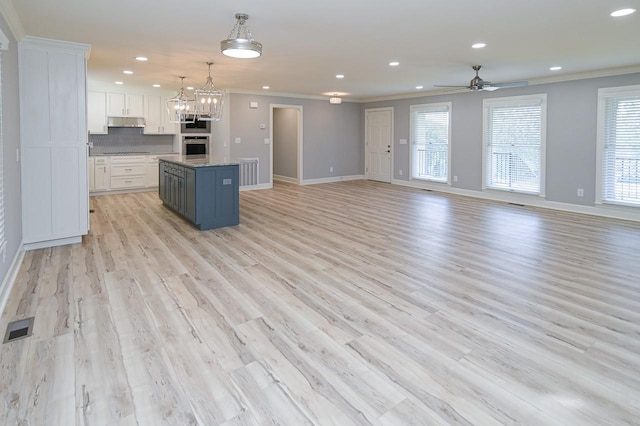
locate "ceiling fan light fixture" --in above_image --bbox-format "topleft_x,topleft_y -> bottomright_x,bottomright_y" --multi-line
329,94 -> 342,104
221,13 -> 262,59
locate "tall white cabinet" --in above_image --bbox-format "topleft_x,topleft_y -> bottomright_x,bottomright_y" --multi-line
19,37 -> 91,249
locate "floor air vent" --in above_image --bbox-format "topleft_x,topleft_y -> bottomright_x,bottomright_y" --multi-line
3,317 -> 35,344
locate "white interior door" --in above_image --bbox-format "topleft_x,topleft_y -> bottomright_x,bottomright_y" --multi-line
366,108 -> 392,183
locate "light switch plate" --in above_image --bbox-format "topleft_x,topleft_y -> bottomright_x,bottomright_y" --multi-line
399,139 -> 407,145
250,102 -> 258,109
264,138 -> 270,144
235,137 -> 241,144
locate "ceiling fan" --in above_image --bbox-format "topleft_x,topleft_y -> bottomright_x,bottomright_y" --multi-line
434,65 -> 528,92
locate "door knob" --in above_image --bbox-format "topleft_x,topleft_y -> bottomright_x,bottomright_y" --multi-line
386,150 -> 391,153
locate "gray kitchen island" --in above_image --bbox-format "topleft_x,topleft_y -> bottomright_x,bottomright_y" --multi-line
158,155 -> 239,230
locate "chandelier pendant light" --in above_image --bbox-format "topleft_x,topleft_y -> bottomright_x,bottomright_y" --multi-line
220,13 -> 262,59
194,62 -> 225,121
166,76 -> 196,124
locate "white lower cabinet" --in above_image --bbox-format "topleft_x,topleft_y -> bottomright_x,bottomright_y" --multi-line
147,155 -> 160,187
90,154 -> 162,193
89,157 -> 95,191
110,156 -> 147,190
94,157 -> 110,191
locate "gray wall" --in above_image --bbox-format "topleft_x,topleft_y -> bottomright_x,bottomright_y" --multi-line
0,15 -> 22,287
273,108 -> 298,179
363,72 -> 640,207
229,93 -> 362,182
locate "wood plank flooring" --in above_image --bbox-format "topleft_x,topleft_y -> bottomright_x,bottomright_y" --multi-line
1,180 -> 640,425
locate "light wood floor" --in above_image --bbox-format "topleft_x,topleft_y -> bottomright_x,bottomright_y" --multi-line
1,180 -> 640,425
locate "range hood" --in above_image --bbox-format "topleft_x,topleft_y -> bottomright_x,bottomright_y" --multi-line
107,116 -> 146,127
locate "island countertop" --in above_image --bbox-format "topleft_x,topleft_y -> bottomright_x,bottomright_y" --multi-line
158,154 -> 240,168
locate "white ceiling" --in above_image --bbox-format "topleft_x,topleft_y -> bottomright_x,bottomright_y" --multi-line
8,0 -> 640,100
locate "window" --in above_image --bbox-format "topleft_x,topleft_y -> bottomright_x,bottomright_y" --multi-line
0,47 -> 4,254
483,94 -> 547,195
597,85 -> 640,207
410,102 -> 451,182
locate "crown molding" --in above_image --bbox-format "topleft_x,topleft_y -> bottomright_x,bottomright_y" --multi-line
0,0 -> 25,42
227,88 -> 357,103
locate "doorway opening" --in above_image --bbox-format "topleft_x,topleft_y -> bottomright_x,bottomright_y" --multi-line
270,104 -> 303,185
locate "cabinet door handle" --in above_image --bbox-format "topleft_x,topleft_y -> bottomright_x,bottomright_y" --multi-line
104,166 -> 107,173
125,168 -> 132,171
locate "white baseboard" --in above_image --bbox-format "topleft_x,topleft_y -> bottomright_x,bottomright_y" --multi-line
90,187 -> 157,196
240,183 -> 273,192
302,175 -> 365,186
0,244 -> 25,317
391,178 -> 640,222
273,174 -> 299,184
23,235 -> 83,251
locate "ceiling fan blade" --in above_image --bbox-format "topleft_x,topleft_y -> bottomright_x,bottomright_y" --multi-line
481,86 -> 500,91
487,81 -> 528,88
433,85 -> 470,88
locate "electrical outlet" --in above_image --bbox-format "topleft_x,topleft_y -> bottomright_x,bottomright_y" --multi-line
399,169 -> 403,176
235,137 -> 241,144
453,175 -> 458,183
330,166 -> 334,173
577,188 -> 584,197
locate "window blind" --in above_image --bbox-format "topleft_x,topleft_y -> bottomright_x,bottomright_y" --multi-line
600,93 -> 640,206
483,96 -> 545,194
410,103 -> 451,182
0,51 -> 4,253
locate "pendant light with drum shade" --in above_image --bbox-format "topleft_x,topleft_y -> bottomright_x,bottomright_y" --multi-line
220,13 -> 262,59
166,76 -> 196,123
194,62 -> 225,121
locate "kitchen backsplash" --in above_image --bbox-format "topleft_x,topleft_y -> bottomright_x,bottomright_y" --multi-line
89,127 -> 175,155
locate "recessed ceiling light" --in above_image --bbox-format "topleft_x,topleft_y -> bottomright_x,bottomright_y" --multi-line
262,85 -> 270,89
135,56 -> 148,61
115,81 -> 123,85
549,66 -> 562,71
416,85 -> 424,90
472,43 -> 486,49
336,74 -> 345,79
389,61 -> 400,67
123,70 -> 133,75
610,8 -> 636,17
152,84 -> 161,88
186,86 -> 194,90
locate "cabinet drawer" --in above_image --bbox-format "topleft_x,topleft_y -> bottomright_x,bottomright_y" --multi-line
111,155 -> 147,164
110,175 -> 147,189
111,164 -> 146,176
94,157 -> 109,165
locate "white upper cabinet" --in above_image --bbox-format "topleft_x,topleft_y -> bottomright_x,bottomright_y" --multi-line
144,95 -> 163,134
88,91 -> 107,134
107,92 -> 144,117
145,95 -> 176,134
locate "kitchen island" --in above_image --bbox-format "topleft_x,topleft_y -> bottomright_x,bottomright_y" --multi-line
158,155 -> 239,230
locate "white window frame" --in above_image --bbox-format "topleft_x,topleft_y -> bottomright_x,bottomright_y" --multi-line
409,102 -> 452,184
596,84 -> 640,208
482,94 -> 547,196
